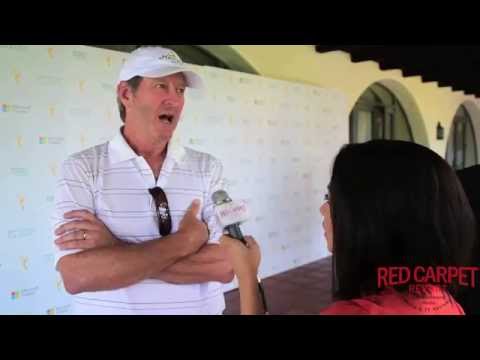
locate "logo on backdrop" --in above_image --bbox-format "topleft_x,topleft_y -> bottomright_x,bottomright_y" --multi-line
10,287 -> 39,300
0,45 -> 27,51
49,162 -> 58,177
46,305 -> 70,315
8,227 -> 35,239
37,75 -> 63,87
72,50 -> 87,61
13,69 -> 22,84
56,278 -> 63,291
39,136 -> 65,145
48,105 -> 56,118
2,104 -> 31,114
20,256 -> 29,271
101,83 -> 114,93
106,109 -> 113,123
17,194 -> 25,210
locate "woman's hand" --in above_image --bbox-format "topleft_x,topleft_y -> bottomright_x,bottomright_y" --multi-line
220,235 -> 261,281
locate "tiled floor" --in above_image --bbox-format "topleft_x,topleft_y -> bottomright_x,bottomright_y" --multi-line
224,256 -> 333,315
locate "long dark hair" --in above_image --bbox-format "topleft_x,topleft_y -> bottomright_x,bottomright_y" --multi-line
455,165 -> 480,314
329,140 -> 476,300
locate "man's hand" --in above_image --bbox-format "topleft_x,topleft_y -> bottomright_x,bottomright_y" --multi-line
55,199 -> 208,255
177,199 -> 209,255
55,210 -> 120,251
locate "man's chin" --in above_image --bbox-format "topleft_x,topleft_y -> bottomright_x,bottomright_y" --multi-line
153,131 -> 175,144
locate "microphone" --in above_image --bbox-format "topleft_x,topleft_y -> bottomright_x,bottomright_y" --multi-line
212,190 -> 269,314
211,190 -> 249,245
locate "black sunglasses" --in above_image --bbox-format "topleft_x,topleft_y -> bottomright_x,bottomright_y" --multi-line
148,187 -> 172,236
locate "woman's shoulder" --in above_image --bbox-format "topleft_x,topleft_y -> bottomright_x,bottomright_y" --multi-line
320,299 -> 371,315
319,287 -> 465,315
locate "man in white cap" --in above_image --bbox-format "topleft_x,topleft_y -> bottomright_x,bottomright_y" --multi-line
52,46 -> 234,315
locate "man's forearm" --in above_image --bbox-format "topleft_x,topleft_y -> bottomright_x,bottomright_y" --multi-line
153,244 -> 234,284
57,232 -> 192,294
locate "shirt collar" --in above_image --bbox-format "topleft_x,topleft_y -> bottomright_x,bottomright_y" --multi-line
108,127 -> 185,165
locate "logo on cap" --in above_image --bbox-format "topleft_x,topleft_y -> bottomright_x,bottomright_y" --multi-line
158,52 -> 182,65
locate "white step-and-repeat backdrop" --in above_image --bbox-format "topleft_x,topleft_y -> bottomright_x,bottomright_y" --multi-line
0,45 -> 348,314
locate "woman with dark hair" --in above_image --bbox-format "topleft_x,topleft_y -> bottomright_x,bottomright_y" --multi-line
220,140 -> 476,315
455,165 -> 480,314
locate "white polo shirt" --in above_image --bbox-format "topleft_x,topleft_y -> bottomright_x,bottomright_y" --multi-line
52,128 -> 227,315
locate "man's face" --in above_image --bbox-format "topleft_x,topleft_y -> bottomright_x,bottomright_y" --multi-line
124,73 -> 187,143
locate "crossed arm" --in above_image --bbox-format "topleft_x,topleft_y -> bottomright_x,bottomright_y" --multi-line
55,204 -> 234,295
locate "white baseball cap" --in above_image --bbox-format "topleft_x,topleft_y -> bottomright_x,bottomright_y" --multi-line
117,46 -> 204,89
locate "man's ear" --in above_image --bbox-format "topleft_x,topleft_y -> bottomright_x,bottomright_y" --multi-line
117,81 -> 133,107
